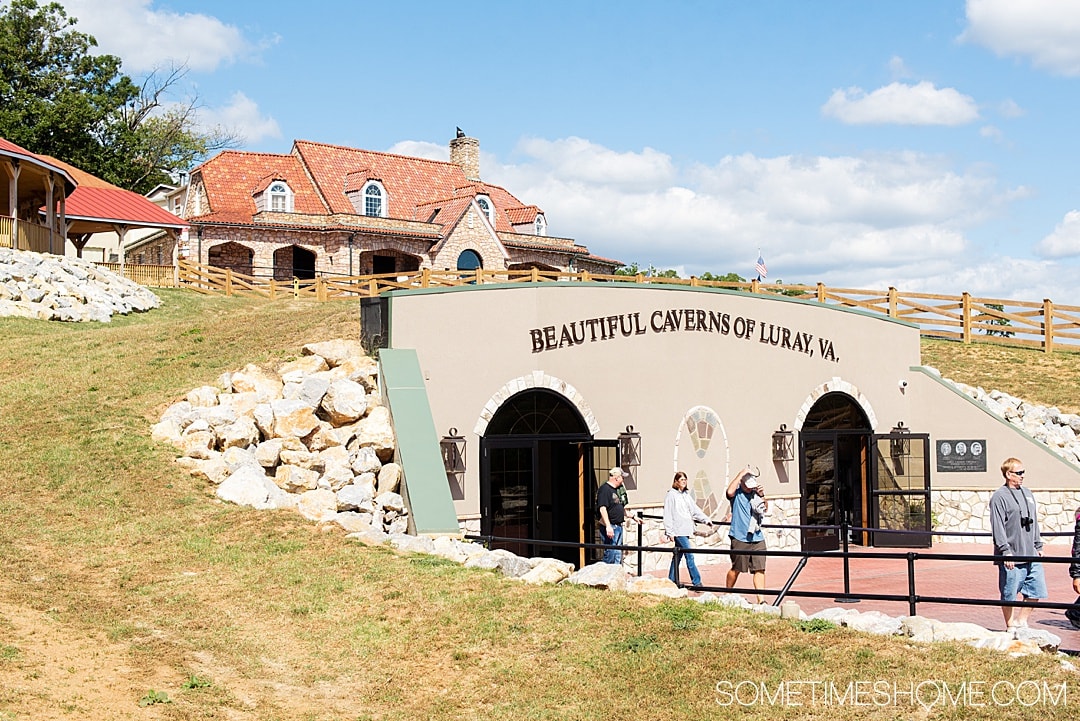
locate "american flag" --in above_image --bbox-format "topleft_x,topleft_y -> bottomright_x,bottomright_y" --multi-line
755,253 -> 767,279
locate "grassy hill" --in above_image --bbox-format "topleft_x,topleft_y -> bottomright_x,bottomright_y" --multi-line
0,289 -> 1076,720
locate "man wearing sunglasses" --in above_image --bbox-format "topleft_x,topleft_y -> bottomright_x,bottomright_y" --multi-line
989,457 -> 1045,633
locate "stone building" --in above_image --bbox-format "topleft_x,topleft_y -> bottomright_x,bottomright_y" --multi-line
185,132 -> 619,279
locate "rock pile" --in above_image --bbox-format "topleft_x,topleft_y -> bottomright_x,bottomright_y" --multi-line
930,367 -> 1080,467
0,247 -> 160,322
154,338 -> 408,534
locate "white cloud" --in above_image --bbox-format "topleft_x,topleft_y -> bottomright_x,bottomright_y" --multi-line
198,93 -> 281,145
888,55 -> 913,79
998,98 -> 1025,118
58,0 -> 255,72
1035,210 -> 1080,258
961,0 -> 1080,76
484,137 -> 1040,296
822,82 -> 980,125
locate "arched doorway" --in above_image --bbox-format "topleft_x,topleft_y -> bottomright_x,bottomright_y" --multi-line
456,249 -> 482,271
480,389 -> 593,566
207,242 -> 254,276
799,392 -> 871,552
274,245 -> 316,280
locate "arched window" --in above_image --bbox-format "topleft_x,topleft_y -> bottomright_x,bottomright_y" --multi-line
476,195 -> 493,224
364,184 -> 383,217
269,182 -> 291,212
456,249 -> 482,271
535,214 -> 546,236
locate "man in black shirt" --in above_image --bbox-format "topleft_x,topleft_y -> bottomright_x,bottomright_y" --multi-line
597,467 -> 630,564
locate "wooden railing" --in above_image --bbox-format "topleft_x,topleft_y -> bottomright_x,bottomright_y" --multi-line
0,216 -> 55,253
95,262 -> 177,288
171,260 -> 1080,353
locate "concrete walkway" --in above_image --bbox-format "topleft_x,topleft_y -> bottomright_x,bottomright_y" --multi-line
683,542 -> 1080,651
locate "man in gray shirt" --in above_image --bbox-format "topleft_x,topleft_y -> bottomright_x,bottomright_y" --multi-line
989,457 -> 1045,632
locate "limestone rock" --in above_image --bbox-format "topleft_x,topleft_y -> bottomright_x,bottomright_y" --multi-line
376,463 -> 402,493
231,363 -> 283,402
297,488 -> 339,522
302,339 -> 365,367
626,576 -> 687,598
565,563 -> 627,591
320,379 -> 368,425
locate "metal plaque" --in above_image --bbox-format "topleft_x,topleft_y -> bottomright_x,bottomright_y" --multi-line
936,439 -> 987,472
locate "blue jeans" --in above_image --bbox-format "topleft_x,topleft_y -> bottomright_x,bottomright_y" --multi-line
669,535 -> 701,586
602,524 -> 624,564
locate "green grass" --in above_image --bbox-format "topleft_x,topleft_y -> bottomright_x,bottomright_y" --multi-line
0,290 -> 1076,720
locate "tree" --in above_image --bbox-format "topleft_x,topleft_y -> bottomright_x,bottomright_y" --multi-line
0,0 -> 239,192
0,0 -> 137,172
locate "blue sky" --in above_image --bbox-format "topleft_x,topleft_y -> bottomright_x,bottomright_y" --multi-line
53,0 -> 1080,303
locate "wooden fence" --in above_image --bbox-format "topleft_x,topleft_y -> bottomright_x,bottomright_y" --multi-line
129,259 -> 1075,353
96,262 -> 177,288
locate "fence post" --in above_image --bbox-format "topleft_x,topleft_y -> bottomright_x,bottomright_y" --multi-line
962,292 -> 971,344
269,278 -> 276,300
421,267 -> 431,288
690,276 -> 699,287
1044,298 -> 1054,354
293,276 -> 299,298
531,267 -> 539,283
225,268 -> 233,297
907,553 -> 917,616
368,278 -> 378,297
635,273 -> 644,285
888,287 -> 897,317
751,278 -> 760,293
581,270 -> 591,283
474,268 -> 483,285
316,276 -> 326,301
816,282 -> 826,303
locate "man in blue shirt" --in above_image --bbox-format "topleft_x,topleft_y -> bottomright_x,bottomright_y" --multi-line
726,465 -> 768,603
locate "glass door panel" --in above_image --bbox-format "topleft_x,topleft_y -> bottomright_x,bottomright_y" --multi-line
801,437 -> 839,552
489,445 -> 533,557
872,434 -> 931,548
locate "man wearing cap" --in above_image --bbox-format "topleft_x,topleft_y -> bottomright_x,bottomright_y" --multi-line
596,467 -> 639,565
726,465 -> 769,603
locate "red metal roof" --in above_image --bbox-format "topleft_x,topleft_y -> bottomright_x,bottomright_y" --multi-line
37,155 -> 186,229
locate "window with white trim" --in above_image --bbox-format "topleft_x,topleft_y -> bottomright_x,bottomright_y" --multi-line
269,182 -> 292,212
364,183 -> 384,217
476,195 -> 493,225
535,214 -> 546,236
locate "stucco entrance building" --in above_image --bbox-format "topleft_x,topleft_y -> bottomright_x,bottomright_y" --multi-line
369,281 -> 1080,568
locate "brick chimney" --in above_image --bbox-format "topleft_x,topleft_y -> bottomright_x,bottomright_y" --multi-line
449,133 -> 480,181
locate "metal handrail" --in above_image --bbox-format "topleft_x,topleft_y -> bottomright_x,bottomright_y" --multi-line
464,520 -> 1079,620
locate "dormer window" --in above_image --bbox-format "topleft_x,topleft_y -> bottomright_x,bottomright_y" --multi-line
476,195 -> 493,225
257,180 -> 294,213
535,214 -> 546,236
364,183 -> 385,217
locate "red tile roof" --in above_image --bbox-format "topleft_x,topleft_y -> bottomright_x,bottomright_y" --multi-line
192,150 -> 328,223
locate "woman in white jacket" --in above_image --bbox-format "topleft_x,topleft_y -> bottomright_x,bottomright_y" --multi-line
663,471 -> 713,587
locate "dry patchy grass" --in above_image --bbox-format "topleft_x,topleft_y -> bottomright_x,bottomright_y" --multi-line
0,291 -> 1077,720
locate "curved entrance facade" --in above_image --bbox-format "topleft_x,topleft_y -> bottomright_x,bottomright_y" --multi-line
373,282 -> 1080,551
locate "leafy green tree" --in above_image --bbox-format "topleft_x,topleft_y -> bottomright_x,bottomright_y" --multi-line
0,0 -> 238,192
699,271 -> 745,283
0,0 -> 137,173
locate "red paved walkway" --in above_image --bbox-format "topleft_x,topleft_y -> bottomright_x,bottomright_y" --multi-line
685,542 -> 1080,651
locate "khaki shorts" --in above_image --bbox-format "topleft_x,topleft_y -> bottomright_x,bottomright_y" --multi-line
730,539 -> 766,573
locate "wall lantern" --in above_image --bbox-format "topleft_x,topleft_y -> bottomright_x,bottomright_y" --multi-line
772,424 -> 795,462
617,425 -> 641,474
890,421 -> 911,459
440,427 -> 466,480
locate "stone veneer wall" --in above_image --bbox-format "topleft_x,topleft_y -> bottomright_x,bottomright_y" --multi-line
459,489 -> 1079,574
430,205 -> 507,271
